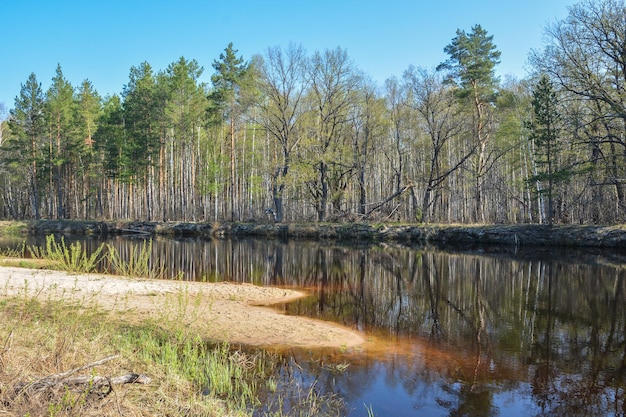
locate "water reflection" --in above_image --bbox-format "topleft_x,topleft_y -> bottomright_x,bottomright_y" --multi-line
277,244 -> 626,416
5,235 -> 626,416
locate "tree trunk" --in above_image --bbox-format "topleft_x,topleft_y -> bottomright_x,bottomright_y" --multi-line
422,187 -> 432,223
318,161 -> 328,222
230,114 -> 237,221
358,168 -> 366,215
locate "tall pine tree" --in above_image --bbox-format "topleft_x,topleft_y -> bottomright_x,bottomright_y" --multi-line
210,43 -> 251,221
438,24 -> 501,222
122,62 -> 162,182
9,73 -> 46,219
46,64 -> 76,218
526,75 -> 566,225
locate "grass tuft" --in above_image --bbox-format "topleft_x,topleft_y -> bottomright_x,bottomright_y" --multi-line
106,239 -> 166,279
12,235 -> 167,279
27,235 -> 104,273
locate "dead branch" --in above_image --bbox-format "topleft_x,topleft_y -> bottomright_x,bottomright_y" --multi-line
42,354 -> 120,382
365,183 -> 414,219
23,372 -> 152,390
0,328 -> 14,371
62,373 -> 152,386
9,355 -> 150,403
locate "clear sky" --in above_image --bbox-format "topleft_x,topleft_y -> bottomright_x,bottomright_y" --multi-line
1,0 -> 575,113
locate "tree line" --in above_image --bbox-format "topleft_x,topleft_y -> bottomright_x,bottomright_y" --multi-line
1,0 -> 625,225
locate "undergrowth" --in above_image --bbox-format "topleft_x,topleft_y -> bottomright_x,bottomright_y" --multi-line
27,235 -> 105,273
0,267 -> 348,417
22,235 -> 165,278
106,239 -> 166,279
0,291 -> 254,416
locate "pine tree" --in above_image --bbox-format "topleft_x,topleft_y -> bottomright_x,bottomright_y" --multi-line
46,64 -> 76,218
210,43 -> 251,221
75,80 -> 102,218
526,75 -> 566,224
163,57 -> 207,220
8,73 -> 46,219
438,24 -> 501,222
122,62 -> 162,182
94,95 -> 124,179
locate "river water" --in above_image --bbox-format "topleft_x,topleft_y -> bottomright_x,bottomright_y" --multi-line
7,235 -> 626,416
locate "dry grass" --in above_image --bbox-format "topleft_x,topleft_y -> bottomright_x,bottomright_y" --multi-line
0,284 -> 350,417
0,288 -> 249,417
0,257 -> 60,269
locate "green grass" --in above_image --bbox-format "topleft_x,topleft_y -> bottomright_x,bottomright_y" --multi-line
27,235 -> 105,273
20,235 -> 167,278
0,293 -> 347,416
0,221 -> 28,237
106,239 -> 166,279
0,290 -> 259,416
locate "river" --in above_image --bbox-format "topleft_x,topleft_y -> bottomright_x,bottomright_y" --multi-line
6,234 -> 626,416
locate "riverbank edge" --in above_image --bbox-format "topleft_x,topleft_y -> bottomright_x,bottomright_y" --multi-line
20,220 -> 626,248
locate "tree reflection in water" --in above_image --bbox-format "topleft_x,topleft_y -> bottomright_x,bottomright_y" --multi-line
14,236 -> 626,416
231,240 -> 626,416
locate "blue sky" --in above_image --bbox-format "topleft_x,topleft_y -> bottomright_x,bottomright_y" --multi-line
1,0 -> 574,112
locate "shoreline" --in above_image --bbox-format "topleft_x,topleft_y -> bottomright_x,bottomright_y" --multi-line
0,266 -> 365,349
23,220 -> 626,248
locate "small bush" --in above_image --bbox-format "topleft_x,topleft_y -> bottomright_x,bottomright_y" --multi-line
28,235 -> 105,273
106,239 -> 166,279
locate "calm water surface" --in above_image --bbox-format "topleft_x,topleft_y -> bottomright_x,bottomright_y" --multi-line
7,235 -> 626,416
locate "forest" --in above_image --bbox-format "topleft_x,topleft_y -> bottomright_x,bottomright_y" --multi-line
1,0 -> 625,225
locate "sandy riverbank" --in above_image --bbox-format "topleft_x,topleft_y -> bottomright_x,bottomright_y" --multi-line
0,266 -> 365,349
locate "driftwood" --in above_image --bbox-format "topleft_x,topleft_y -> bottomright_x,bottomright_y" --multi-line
10,355 -> 151,402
